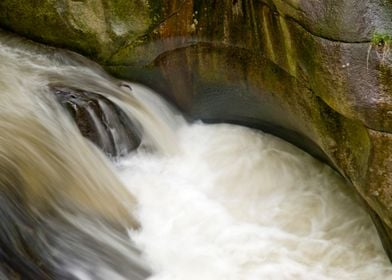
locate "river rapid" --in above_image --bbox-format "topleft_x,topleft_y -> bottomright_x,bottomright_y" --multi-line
119,94 -> 392,279
0,31 -> 391,280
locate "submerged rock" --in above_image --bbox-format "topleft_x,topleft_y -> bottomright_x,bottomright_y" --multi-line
53,86 -> 141,157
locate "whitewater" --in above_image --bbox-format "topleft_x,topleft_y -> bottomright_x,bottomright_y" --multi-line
1,30 -> 392,279
119,88 -> 392,279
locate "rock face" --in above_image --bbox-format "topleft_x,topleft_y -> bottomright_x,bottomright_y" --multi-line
0,0 -> 152,60
2,0 -> 392,259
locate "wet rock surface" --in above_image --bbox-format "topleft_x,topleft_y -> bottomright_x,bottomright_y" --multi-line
0,0 -> 152,60
53,86 -> 141,157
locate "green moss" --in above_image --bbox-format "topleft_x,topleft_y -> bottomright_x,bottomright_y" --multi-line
147,0 -> 164,25
371,33 -> 392,46
369,32 -> 392,67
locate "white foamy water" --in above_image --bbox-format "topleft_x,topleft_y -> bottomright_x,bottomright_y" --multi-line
119,122 -> 392,280
2,31 -> 392,279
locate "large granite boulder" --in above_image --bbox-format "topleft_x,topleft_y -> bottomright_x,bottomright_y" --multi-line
2,0 -> 392,259
0,0 -> 152,60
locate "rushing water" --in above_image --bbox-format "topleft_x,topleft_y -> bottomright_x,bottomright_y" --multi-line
1,31 -> 392,279
120,119 -> 392,280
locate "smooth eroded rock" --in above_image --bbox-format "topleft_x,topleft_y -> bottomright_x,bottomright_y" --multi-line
53,86 -> 141,157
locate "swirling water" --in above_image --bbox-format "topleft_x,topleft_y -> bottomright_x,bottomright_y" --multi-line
0,31 -> 391,279
119,118 -> 392,280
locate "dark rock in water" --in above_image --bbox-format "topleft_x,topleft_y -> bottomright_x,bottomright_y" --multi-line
52,87 -> 141,157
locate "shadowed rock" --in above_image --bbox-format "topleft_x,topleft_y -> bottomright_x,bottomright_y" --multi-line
53,86 -> 141,157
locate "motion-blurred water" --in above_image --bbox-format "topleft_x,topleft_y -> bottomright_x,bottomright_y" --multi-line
119,119 -> 392,280
0,31 -> 391,279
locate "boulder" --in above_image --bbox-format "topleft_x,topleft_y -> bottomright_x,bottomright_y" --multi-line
0,0 -> 152,60
53,86 -> 141,157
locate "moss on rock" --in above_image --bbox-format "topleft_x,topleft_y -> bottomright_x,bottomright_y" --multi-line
0,0 -> 152,61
